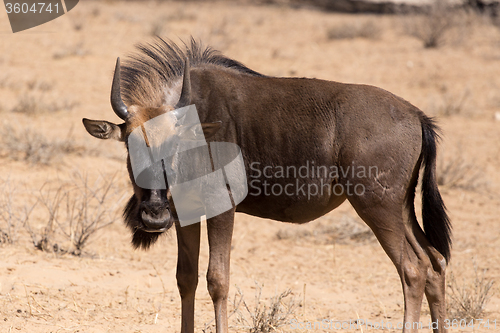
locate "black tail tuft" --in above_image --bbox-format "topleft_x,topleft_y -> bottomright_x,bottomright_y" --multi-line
420,116 -> 452,262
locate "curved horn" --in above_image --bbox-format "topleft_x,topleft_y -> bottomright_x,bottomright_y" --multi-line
110,58 -> 130,120
175,57 -> 192,109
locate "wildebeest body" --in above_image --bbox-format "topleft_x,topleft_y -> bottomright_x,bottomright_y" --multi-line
188,69 -> 422,223
83,38 -> 451,333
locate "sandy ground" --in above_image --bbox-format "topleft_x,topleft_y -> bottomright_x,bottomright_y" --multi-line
0,1 -> 499,332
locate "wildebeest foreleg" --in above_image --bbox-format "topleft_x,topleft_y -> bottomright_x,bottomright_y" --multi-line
175,222 -> 201,333
207,209 -> 235,333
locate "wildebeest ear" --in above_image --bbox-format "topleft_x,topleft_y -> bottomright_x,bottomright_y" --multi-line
82,118 -> 125,141
201,121 -> 222,139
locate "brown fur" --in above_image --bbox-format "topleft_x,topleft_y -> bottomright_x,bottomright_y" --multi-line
83,39 -> 451,333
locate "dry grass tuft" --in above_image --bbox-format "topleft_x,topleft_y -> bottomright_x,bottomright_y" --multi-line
437,150 -> 486,192
203,284 -> 299,333
429,88 -> 471,117
1,77 -> 79,115
8,76 -> 77,115
59,173 -> 125,255
147,8 -> 198,37
150,18 -> 167,37
403,0 -> 462,48
0,73 -> 10,89
233,284 -> 298,333
0,124 -> 87,165
447,260 -> 495,320
26,79 -> 53,92
327,20 -> 381,40
164,7 -> 197,22
0,180 -> 36,245
25,172 -> 125,255
53,42 -> 89,59
11,93 -> 78,114
26,185 -> 64,253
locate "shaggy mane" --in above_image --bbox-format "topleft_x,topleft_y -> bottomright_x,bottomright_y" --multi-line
120,37 -> 263,107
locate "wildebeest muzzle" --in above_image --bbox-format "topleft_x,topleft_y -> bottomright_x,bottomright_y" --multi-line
139,189 -> 172,232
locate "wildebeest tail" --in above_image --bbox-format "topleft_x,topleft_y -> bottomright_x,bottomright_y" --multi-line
419,115 -> 452,262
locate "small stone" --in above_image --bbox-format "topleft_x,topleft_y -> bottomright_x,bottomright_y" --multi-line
495,111 -> 500,122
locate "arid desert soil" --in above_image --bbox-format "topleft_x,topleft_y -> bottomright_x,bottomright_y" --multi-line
0,1 -> 499,332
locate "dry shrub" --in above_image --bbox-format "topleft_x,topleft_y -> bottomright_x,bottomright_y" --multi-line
52,42 -> 89,59
437,150 -> 486,192
11,93 -> 78,114
91,6 -> 100,17
25,173 -> 125,255
403,0 -> 460,48
0,124 -> 86,165
0,73 -> 13,89
203,284 -> 299,333
429,88 -> 471,117
233,284 -> 298,333
148,8 -> 197,37
447,260 -> 495,320
150,18 -> 167,37
72,17 -> 84,31
26,184 -> 64,252
26,79 -> 53,92
164,7 -> 197,22
10,76 -> 77,114
0,179 -> 36,245
11,94 -> 44,114
327,20 -> 381,40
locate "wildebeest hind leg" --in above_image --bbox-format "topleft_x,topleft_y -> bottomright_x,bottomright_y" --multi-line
400,210 -> 448,333
349,199 -> 432,333
419,231 -> 447,333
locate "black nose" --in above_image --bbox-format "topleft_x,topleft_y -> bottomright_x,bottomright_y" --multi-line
141,203 -> 170,231
142,202 -> 163,218
140,190 -> 170,231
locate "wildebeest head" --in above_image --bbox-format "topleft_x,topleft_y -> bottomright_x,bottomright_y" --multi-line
82,58 -> 221,249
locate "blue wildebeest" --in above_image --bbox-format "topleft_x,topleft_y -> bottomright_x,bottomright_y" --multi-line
83,39 -> 451,333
